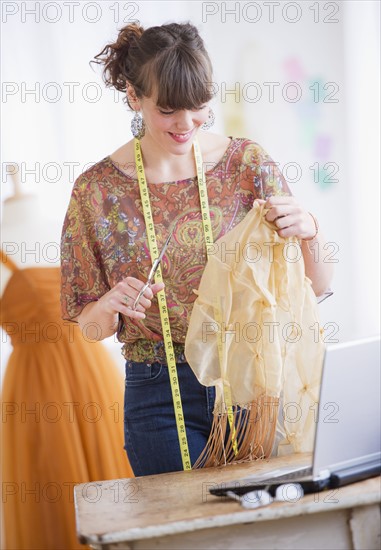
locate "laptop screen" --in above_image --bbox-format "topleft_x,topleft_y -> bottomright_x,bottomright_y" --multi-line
312,336 -> 381,477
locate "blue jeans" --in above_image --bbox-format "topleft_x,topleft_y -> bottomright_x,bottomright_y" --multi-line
123,360 -> 216,476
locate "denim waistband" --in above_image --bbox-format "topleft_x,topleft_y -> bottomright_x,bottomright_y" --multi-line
121,340 -> 186,364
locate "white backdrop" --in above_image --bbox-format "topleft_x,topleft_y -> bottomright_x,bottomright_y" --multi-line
1,0 -> 380,374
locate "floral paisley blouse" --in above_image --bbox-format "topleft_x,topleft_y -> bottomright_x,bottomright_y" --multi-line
60,138 -> 290,362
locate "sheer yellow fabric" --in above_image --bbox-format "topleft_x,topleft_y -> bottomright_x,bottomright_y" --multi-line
185,202 -> 325,468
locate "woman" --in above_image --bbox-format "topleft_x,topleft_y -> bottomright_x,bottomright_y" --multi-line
61,21 -> 333,476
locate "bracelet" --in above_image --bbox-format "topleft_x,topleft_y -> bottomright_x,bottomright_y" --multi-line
303,212 -> 319,241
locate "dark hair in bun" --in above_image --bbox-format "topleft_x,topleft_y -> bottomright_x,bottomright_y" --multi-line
92,21 -> 214,110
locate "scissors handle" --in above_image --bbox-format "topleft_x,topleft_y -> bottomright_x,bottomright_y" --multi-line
132,229 -> 173,311
132,260 -> 159,310
132,281 -> 150,310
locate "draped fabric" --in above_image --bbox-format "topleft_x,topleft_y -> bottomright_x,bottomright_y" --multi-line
185,202 -> 325,467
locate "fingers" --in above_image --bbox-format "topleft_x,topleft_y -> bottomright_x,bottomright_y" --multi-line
123,302 -> 147,320
264,195 -> 296,207
106,278 -> 152,321
255,197 -> 297,220
259,196 -> 299,225
111,290 -> 147,320
256,196 -> 312,239
150,282 -> 165,295
275,223 -> 300,239
126,279 -> 165,301
264,199 -> 299,218
117,278 -> 166,320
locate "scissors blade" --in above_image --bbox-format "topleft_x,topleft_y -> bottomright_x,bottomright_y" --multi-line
148,231 -> 173,283
132,229 -> 173,310
157,229 -> 173,261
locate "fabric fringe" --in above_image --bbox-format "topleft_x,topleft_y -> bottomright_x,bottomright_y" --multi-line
193,395 -> 279,468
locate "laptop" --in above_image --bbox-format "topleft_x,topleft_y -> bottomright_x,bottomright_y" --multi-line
210,335 -> 381,497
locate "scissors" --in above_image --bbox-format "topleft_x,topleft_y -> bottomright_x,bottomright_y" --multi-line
132,229 -> 173,310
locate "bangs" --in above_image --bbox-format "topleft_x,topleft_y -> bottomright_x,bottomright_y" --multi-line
140,48 -> 214,110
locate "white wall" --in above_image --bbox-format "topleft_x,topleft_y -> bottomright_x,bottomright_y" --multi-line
1,0 -> 380,374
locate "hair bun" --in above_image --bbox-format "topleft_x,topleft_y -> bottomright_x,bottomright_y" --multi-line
118,22 -> 144,50
92,22 -> 145,93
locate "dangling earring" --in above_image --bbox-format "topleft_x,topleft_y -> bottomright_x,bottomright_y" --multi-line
131,110 -> 146,139
201,108 -> 215,130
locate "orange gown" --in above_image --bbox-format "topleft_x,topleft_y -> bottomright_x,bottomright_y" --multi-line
0,252 -> 133,550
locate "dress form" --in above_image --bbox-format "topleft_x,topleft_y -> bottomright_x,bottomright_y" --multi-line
1,166 -> 62,295
1,167 -> 133,550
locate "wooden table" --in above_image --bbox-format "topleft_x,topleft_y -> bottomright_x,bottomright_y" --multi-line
74,453 -> 381,550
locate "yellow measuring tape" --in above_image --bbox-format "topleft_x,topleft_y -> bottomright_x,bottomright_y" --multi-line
134,138 -> 237,470
134,139 -> 190,470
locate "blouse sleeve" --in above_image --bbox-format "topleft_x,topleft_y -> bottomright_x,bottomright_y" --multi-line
60,178 -> 110,321
242,141 -> 292,199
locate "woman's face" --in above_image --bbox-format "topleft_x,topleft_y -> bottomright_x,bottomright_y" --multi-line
132,91 -> 210,155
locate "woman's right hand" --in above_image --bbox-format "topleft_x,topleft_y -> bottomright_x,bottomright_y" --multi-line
98,277 -> 165,320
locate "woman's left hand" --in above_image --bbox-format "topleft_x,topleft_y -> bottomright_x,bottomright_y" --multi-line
256,196 -> 317,240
